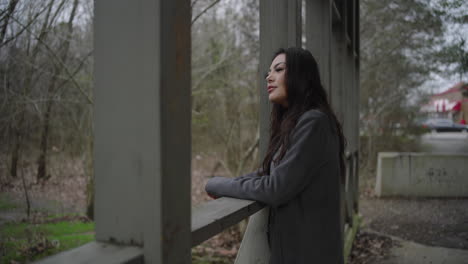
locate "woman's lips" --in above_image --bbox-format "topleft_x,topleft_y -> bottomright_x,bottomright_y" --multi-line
267,86 -> 276,93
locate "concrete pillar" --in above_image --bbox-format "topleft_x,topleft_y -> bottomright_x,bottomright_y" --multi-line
94,0 -> 191,263
235,1 -> 302,263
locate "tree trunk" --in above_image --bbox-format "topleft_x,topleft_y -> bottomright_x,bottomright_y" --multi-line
85,133 -> 94,219
10,130 -> 20,178
36,0 -> 79,181
86,176 -> 94,219
37,101 -> 53,180
9,1 -> 54,178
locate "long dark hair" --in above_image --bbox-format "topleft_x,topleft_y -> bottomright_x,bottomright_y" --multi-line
260,47 -> 346,182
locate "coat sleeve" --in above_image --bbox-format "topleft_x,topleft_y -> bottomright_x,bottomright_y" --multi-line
205,111 -> 332,207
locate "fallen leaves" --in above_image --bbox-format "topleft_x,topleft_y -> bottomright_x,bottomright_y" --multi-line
349,231 -> 395,264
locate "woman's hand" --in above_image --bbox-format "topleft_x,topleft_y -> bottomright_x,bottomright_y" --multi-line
207,192 -> 219,199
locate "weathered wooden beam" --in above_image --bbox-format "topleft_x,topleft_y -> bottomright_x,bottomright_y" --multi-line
332,1 -> 341,24
330,25 -> 344,120
350,0 -> 357,52
345,0 -> 354,50
345,158 -> 354,224
345,34 -> 352,48
192,198 -> 264,246
288,0 -> 302,47
306,0 -> 332,94
354,0 -> 360,56
94,0 -> 191,263
344,33 -> 355,152
354,152 -> 360,211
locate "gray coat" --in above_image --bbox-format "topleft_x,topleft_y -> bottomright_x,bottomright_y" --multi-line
205,110 -> 344,264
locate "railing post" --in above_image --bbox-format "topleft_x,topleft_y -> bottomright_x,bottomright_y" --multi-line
94,0 -> 191,263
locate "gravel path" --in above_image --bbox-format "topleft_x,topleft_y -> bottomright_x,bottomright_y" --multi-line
359,197 -> 468,250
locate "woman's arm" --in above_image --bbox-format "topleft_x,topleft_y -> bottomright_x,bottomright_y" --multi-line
205,111 -> 333,207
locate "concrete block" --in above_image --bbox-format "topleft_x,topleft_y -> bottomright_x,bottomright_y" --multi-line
376,152 -> 468,197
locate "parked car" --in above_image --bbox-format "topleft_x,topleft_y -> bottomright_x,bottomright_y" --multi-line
422,118 -> 468,132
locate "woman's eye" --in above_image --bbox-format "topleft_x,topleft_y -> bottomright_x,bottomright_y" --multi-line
275,68 -> 284,72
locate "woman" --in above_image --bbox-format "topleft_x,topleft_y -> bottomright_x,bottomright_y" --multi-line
205,47 -> 346,264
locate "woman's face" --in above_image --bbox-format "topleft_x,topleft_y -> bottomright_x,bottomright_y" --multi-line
266,54 -> 288,107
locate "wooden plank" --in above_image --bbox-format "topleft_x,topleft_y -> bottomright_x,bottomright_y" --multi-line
345,159 -> 353,224
288,0 -> 302,47
350,0 -> 357,52
192,198 -> 264,246
355,0 -> 360,56
332,1 -> 341,23
305,0 -> 332,95
346,34 -> 352,48
340,180 -> 346,239
35,242 -> 143,264
354,152 -> 360,211
156,1 -> 192,262
345,40 -> 355,151
330,27 -> 344,119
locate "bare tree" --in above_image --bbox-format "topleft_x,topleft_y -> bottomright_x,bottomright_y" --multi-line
6,0 -> 56,178
36,0 -> 80,181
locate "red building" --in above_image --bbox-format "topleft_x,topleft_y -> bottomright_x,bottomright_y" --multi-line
421,82 -> 468,123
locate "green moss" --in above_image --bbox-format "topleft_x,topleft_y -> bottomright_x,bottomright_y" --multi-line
344,214 -> 361,264
0,218 -> 95,264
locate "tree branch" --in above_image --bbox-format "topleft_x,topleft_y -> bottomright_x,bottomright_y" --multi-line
191,0 -> 220,25
8,13 -> 93,105
0,0 -> 19,45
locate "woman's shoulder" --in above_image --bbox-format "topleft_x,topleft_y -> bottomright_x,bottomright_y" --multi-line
295,109 -> 335,134
297,109 -> 328,124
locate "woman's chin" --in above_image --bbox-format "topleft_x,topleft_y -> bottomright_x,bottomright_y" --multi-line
269,99 -> 288,108
268,94 -> 280,104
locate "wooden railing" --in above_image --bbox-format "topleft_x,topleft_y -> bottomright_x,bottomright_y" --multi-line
37,150 -> 359,264
37,199 -> 263,264
192,198 -> 263,246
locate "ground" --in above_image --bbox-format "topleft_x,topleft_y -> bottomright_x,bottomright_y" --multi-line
360,197 -> 468,250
